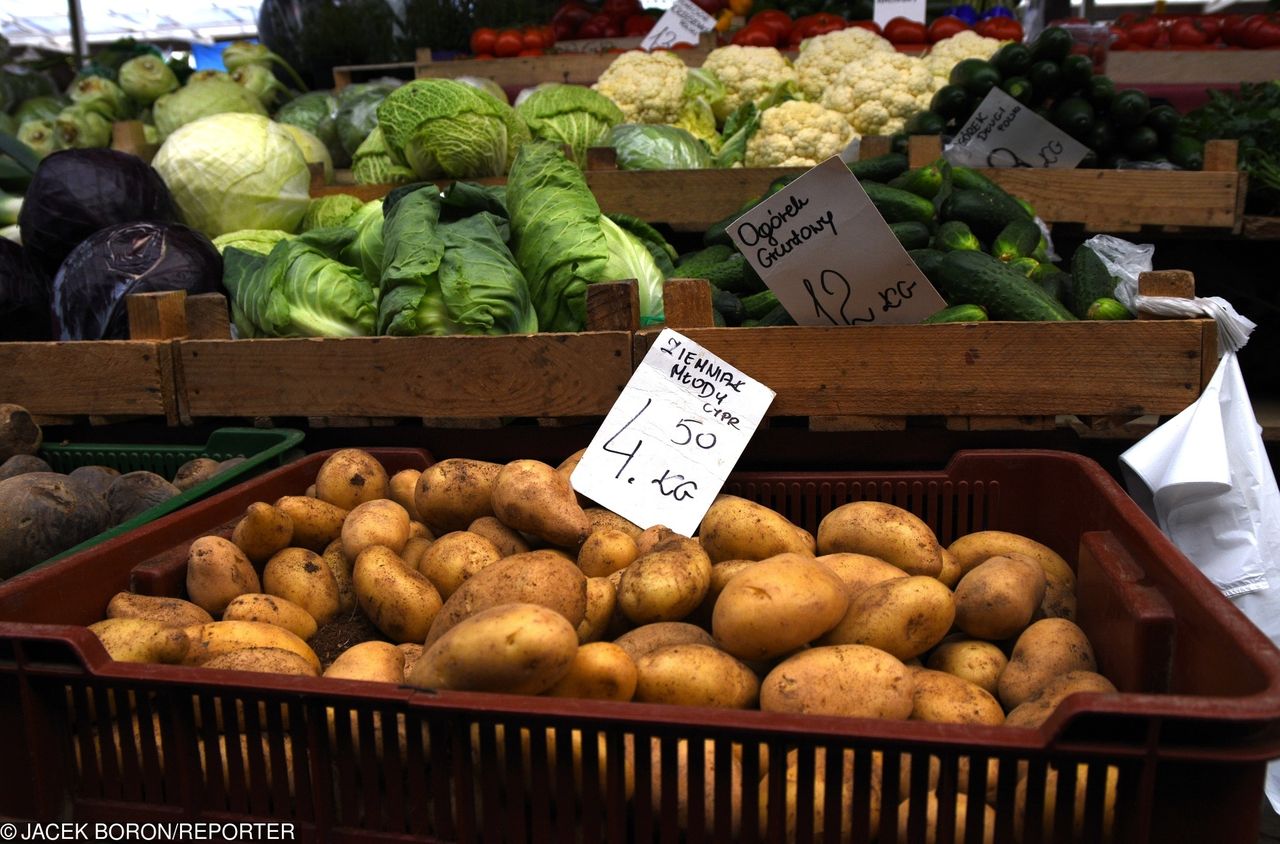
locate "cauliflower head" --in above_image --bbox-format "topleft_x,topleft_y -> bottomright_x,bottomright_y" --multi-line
745,100 -> 857,168
794,27 -> 895,101
701,45 -> 799,122
821,52 -> 934,136
924,30 -> 1005,88
593,51 -> 689,125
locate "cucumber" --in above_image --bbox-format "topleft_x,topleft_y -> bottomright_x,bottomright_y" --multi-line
921,303 -> 989,324
908,248 -> 947,285
992,219 -> 1042,263
1068,244 -> 1119,319
889,163 -> 945,199
711,287 -> 746,326
1085,297 -> 1133,320
701,178 -> 795,246
862,181 -> 938,224
1006,257 -> 1040,278
934,220 -> 982,252
950,165 -> 1007,197
755,302 -> 796,326
1035,265 -> 1071,303
848,152 -> 910,183
937,250 -> 1076,321
890,221 -> 933,250
713,309 -> 727,327
676,244 -> 734,275
940,188 -> 1034,242
741,289 -> 781,321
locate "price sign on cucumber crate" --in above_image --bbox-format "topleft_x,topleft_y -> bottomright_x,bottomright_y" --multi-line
571,329 -> 775,536
641,0 -> 716,50
945,86 -> 1090,169
728,155 -> 947,326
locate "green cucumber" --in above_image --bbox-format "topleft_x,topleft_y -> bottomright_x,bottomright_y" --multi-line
1069,244 -> 1119,319
862,181 -> 938,224
755,302 -> 796,326
1035,265 -> 1071,303
937,250 -> 1076,322
934,220 -> 982,252
848,152 -> 910,183
922,303 -> 989,324
711,287 -> 746,326
940,187 -> 1034,242
950,165 -> 1007,197
889,163 -> 945,199
992,218 -> 1042,263
676,244 -> 734,275
890,221 -> 934,250
741,289 -> 781,321
908,248 -> 947,285
1007,257 -> 1040,278
1086,297 -> 1133,320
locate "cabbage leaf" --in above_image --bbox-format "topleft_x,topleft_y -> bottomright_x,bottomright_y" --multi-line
514,83 -> 623,166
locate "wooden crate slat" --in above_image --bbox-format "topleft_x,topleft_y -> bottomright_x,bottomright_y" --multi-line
0,341 -> 173,418
586,168 -> 807,231
413,39 -> 713,89
177,334 -> 632,420
1105,50 -> 1280,85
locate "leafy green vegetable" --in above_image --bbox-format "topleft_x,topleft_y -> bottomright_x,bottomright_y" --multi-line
351,126 -> 415,186
340,200 -> 385,286
281,123 -> 334,184
54,107 -> 112,149
275,91 -> 341,165
212,229 -> 291,256
67,76 -> 131,120
153,79 -> 267,140
455,76 -> 508,105
303,194 -> 363,232
607,124 -> 713,171
221,40 -> 308,93
118,56 -> 178,104
1182,81 -> 1280,215
514,83 -> 623,166
714,102 -> 761,168
336,79 -> 401,158
15,97 -> 64,127
232,65 -> 289,108
16,121 -> 58,158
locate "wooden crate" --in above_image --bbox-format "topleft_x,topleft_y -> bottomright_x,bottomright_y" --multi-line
0,341 -> 177,425
1105,50 -> 1280,86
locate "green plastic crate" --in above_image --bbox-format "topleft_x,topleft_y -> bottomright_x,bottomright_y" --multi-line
31,427 -> 304,569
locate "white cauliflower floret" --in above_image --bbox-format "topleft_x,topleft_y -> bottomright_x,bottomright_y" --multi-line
745,100 -> 858,168
822,52 -> 934,136
701,45 -> 798,122
794,27 -> 895,102
593,51 -> 688,125
925,30 -> 1005,89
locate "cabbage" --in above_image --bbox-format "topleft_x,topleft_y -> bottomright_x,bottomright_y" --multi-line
118,56 -> 178,104
275,91 -> 342,164
212,229 -> 291,256
514,84 -> 624,167
351,126 -> 414,185
607,124 -> 712,171
281,123 -> 333,183
335,79 -> 400,158
153,79 -> 267,140
302,194 -> 363,231
152,113 -> 311,238
377,79 -> 530,180
455,76 -> 508,105
684,68 -> 727,123
340,200 -> 385,286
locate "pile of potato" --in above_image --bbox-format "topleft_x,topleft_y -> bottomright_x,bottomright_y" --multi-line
88,447 -> 1122,841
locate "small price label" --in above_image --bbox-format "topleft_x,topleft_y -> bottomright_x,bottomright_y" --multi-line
946,86 -> 1091,169
571,329 -> 775,536
873,0 -> 927,27
641,0 -> 716,50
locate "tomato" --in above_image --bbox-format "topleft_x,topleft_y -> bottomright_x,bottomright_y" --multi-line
1244,14 -> 1280,48
927,15 -> 969,43
882,16 -> 927,44
691,0 -> 728,17
729,0 -> 753,16
624,13 -> 656,35
1197,15 -> 1223,42
749,9 -> 794,41
494,28 -> 524,57
470,28 -> 497,55
578,13 -> 623,37
521,27 -> 546,50
550,18 -> 577,39
974,16 -> 1021,41
601,0 -> 643,20
1124,17 -> 1161,48
732,23 -> 778,45
1221,13 -> 1248,45
1108,25 -> 1129,50
846,19 -> 882,35
1169,17 -> 1210,47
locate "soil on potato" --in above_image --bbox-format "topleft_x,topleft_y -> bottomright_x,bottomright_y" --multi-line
308,607 -> 386,669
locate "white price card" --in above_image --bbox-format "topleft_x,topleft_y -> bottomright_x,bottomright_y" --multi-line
641,0 -> 716,50
727,156 -> 947,327
571,329 -> 775,536
945,86 -> 1091,169
874,0 -> 927,27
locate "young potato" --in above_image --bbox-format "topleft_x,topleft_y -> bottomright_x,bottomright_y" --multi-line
937,547 -> 963,589
320,538 -> 357,614
89,617 -> 189,664
555,447 -> 586,486
409,521 -> 434,540
399,536 -> 434,570
314,448 -> 389,511
467,516 -> 530,557
689,559 -> 757,627
948,529 -> 1077,620
1004,670 -> 1117,729
998,618 -> 1097,710
545,641 -> 637,701
324,641 -> 406,684
408,602 -> 579,694
222,593 -> 318,640
387,469 -> 422,520
926,639 -> 1008,697
353,546 -> 443,644
698,494 -> 814,563
414,531 -> 504,599
634,524 -> 677,555
341,498 -> 412,562
634,643 -> 759,709
106,591 -> 213,628
762,748 -> 883,844
274,496 -> 348,551
953,554 -> 1047,641
613,621 -> 716,662
231,502 -> 294,566
182,620 -> 321,673
414,458 -> 502,534
761,645 -> 914,720
895,792 -> 996,844
585,507 -> 642,539
263,547 -> 341,625
816,501 -> 943,578
712,552 -> 849,661
1014,763 -> 1118,844
203,647 -> 320,677
492,459 -> 592,550
909,669 -> 1005,726
821,576 -> 956,660
186,535 -> 261,616
398,643 -> 424,678
577,576 -> 617,643
647,737 -> 744,837
577,527 -> 638,578
817,552 -> 909,599
617,537 -> 712,625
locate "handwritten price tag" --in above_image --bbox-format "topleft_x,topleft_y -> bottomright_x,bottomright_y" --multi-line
571,329 -> 775,536
945,87 -> 1090,169
728,156 -> 947,326
641,0 -> 716,50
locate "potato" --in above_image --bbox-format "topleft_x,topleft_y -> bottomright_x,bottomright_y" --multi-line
926,639 -> 1008,697
937,547 -> 962,589
647,737 -> 743,836
895,792 -> 995,844
613,621 -> 716,662
690,559 -> 757,625
816,552 -> 909,599
425,550 -> 587,645
409,521 -> 433,540
408,602 -> 578,694
89,617 -> 188,664
67,465 -> 119,504
314,448 -> 389,511
577,527 -> 638,578
816,501 -> 942,577
577,576 -> 616,643
585,507 -> 642,539
106,591 -> 213,628
998,618 -> 1097,710
324,641 -> 406,683
0,473 -> 111,577
274,496 -> 348,551
948,530 -> 1077,620
634,643 -> 758,708
0,453 -> 50,481
698,494 -> 814,563
173,457 -> 222,492
263,547 -> 341,625
0,403 -> 41,461
399,536 -> 434,570
320,538 -> 357,613
556,447 -> 586,487
415,531 -> 503,599
467,516 -> 530,557
222,593 -> 318,640
1004,671 -> 1117,729
761,645 -> 914,719
341,498 -> 411,562
761,747 -> 882,844
821,576 -> 955,660
398,643 -> 425,677
953,553 -> 1046,641
1014,763 -> 1118,844
414,458 -> 502,534
353,546 -> 443,644
492,459 -> 592,549
388,468 -> 422,520
182,620 -> 321,673
203,647 -> 320,677
909,669 -> 1005,725
617,536 -> 712,625
106,471 -> 180,523
635,524 -> 677,555
712,552 -> 849,661
231,502 -> 294,565
186,535 -> 261,616
545,641 -> 637,701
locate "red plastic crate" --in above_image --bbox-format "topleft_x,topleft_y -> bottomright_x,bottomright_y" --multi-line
1,448 -> 1279,843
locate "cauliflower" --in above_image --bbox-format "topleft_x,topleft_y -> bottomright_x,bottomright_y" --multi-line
924,30 -> 1005,89
701,45 -> 799,122
593,51 -> 688,125
794,27 -> 895,102
821,52 -> 935,136
745,100 -> 857,168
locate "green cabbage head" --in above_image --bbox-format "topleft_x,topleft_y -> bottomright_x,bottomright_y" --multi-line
212,229 -> 291,256
152,113 -> 311,238
153,78 -> 267,140
514,83 -> 624,166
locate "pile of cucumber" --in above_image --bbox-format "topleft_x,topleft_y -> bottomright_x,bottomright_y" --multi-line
678,151 -> 1131,326
907,25 -> 1204,170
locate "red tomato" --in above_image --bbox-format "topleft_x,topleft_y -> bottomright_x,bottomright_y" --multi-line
974,16 -> 1022,41
469,27 -> 497,55
691,0 -> 728,17
1169,17 -> 1210,47
927,15 -> 969,43
1108,25 -> 1129,50
882,16 -> 927,44
550,18 -> 576,39
1221,13 -> 1248,45
1125,17 -> 1161,48
494,28 -> 524,57
601,0 -> 642,20
521,26 -> 547,50
1197,14 -> 1223,42
749,9 -> 794,41
624,13 -> 656,35
846,19 -> 882,35
578,13 -> 622,37
732,24 -> 778,46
